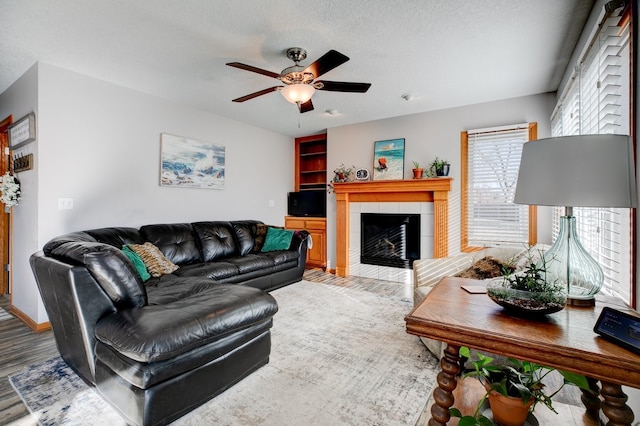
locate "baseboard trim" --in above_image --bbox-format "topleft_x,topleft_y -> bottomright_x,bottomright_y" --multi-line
10,305 -> 51,332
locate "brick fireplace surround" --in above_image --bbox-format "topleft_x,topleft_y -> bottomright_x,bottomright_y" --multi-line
333,178 -> 453,277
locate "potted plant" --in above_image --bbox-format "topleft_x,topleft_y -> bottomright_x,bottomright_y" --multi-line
450,346 -> 591,426
429,157 -> 450,176
411,161 -> 424,179
486,249 -> 567,316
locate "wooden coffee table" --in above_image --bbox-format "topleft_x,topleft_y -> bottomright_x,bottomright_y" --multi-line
405,277 -> 640,426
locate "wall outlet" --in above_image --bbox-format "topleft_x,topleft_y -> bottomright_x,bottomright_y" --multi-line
268,199 -> 275,207
58,198 -> 73,210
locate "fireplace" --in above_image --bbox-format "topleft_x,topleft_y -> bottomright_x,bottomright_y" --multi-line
361,213 -> 420,269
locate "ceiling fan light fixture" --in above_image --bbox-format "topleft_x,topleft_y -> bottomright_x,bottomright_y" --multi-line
281,84 -> 315,104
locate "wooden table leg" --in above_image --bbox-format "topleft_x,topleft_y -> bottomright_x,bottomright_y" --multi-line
429,343 -> 461,426
581,376 -> 601,419
600,381 -> 634,426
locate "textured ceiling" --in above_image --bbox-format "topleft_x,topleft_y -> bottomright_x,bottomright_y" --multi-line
0,0 -> 595,137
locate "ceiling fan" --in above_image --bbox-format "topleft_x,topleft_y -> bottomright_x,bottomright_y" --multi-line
226,47 -> 371,113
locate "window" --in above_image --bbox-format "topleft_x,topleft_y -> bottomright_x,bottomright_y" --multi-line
461,123 -> 537,251
550,7 -> 632,303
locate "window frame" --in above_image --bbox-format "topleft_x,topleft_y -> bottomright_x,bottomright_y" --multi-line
460,123 -> 538,252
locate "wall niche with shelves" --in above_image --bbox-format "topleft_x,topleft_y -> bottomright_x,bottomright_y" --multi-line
290,133 -> 327,270
295,133 -> 327,192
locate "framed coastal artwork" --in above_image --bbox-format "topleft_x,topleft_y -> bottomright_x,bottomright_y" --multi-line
372,138 -> 405,180
160,133 -> 225,189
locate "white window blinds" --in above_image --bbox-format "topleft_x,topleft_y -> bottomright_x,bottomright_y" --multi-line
466,124 -> 531,247
550,9 -> 631,303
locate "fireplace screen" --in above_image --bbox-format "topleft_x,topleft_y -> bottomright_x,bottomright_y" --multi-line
360,213 -> 420,269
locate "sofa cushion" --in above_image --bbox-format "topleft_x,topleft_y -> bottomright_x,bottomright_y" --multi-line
140,223 -> 202,265
261,227 -> 294,252
128,242 -> 179,278
227,254 -> 275,274
94,284 -> 278,363
121,245 -> 151,282
145,276 -> 220,305
95,318 -> 273,389
85,227 -> 145,248
173,261 -> 239,281
231,220 -> 261,256
261,249 -> 300,265
84,245 -> 148,309
192,221 -> 239,262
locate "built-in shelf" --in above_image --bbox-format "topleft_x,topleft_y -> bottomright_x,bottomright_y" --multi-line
291,134 -> 329,270
295,134 -> 327,194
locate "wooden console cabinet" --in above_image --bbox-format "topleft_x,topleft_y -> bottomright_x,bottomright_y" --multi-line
285,216 -> 326,270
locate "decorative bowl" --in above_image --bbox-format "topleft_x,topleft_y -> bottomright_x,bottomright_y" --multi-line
486,279 -> 567,316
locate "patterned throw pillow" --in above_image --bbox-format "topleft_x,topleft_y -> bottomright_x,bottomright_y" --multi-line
251,224 -> 269,253
454,256 -> 512,280
128,242 -> 179,277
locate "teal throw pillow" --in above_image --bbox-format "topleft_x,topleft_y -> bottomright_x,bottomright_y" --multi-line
261,227 -> 295,252
122,245 -> 151,282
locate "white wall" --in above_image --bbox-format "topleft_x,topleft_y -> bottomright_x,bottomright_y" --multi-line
1,62 -> 294,324
325,93 -> 556,269
0,63 -> 40,321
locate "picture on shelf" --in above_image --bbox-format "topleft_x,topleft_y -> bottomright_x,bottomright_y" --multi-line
373,138 -> 405,180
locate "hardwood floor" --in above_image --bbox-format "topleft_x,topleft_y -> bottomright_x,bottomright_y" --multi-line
0,295 -> 56,425
0,270 -> 591,425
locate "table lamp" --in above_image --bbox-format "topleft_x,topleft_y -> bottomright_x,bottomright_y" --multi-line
514,134 -> 637,306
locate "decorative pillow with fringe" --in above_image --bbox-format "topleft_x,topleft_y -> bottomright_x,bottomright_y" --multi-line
128,242 -> 179,278
454,256 -> 512,280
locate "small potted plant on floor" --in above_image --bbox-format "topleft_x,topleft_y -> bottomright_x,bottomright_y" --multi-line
450,347 -> 591,426
411,161 -> 424,179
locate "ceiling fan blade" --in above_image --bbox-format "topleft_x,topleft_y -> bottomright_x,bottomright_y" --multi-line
316,81 -> 371,93
232,86 -> 282,102
226,62 -> 281,79
303,50 -> 349,79
298,99 -> 314,113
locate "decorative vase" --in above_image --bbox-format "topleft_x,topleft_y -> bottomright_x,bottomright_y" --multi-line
436,164 -> 450,176
412,168 -> 423,179
487,390 -> 533,426
540,215 -> 604,304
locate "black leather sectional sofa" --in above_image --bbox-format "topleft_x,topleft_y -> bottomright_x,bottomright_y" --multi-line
29,220 -> 309,426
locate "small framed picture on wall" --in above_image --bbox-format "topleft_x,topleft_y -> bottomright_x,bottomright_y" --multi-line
372,138 -> 405,180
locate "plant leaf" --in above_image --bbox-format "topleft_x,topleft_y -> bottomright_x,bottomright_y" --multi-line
459,417 -> 481,426
478,416 -> 495,426
559,370 -> 591,391
449,408 -> 463,417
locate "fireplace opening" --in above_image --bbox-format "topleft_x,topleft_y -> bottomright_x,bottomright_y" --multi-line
361,213 -> 420,269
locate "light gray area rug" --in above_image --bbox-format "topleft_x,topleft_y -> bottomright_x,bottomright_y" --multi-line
10,281 -> 438,425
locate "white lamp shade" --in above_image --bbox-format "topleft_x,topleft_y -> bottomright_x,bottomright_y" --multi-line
514,134 -> 637,208
280,84 -> 315,104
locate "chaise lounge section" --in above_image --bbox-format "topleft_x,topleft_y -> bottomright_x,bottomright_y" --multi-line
30,219 -> 309,426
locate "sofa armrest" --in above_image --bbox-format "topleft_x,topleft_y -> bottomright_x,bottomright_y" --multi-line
289,230 -> 310,251
413,253 -> 474,306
